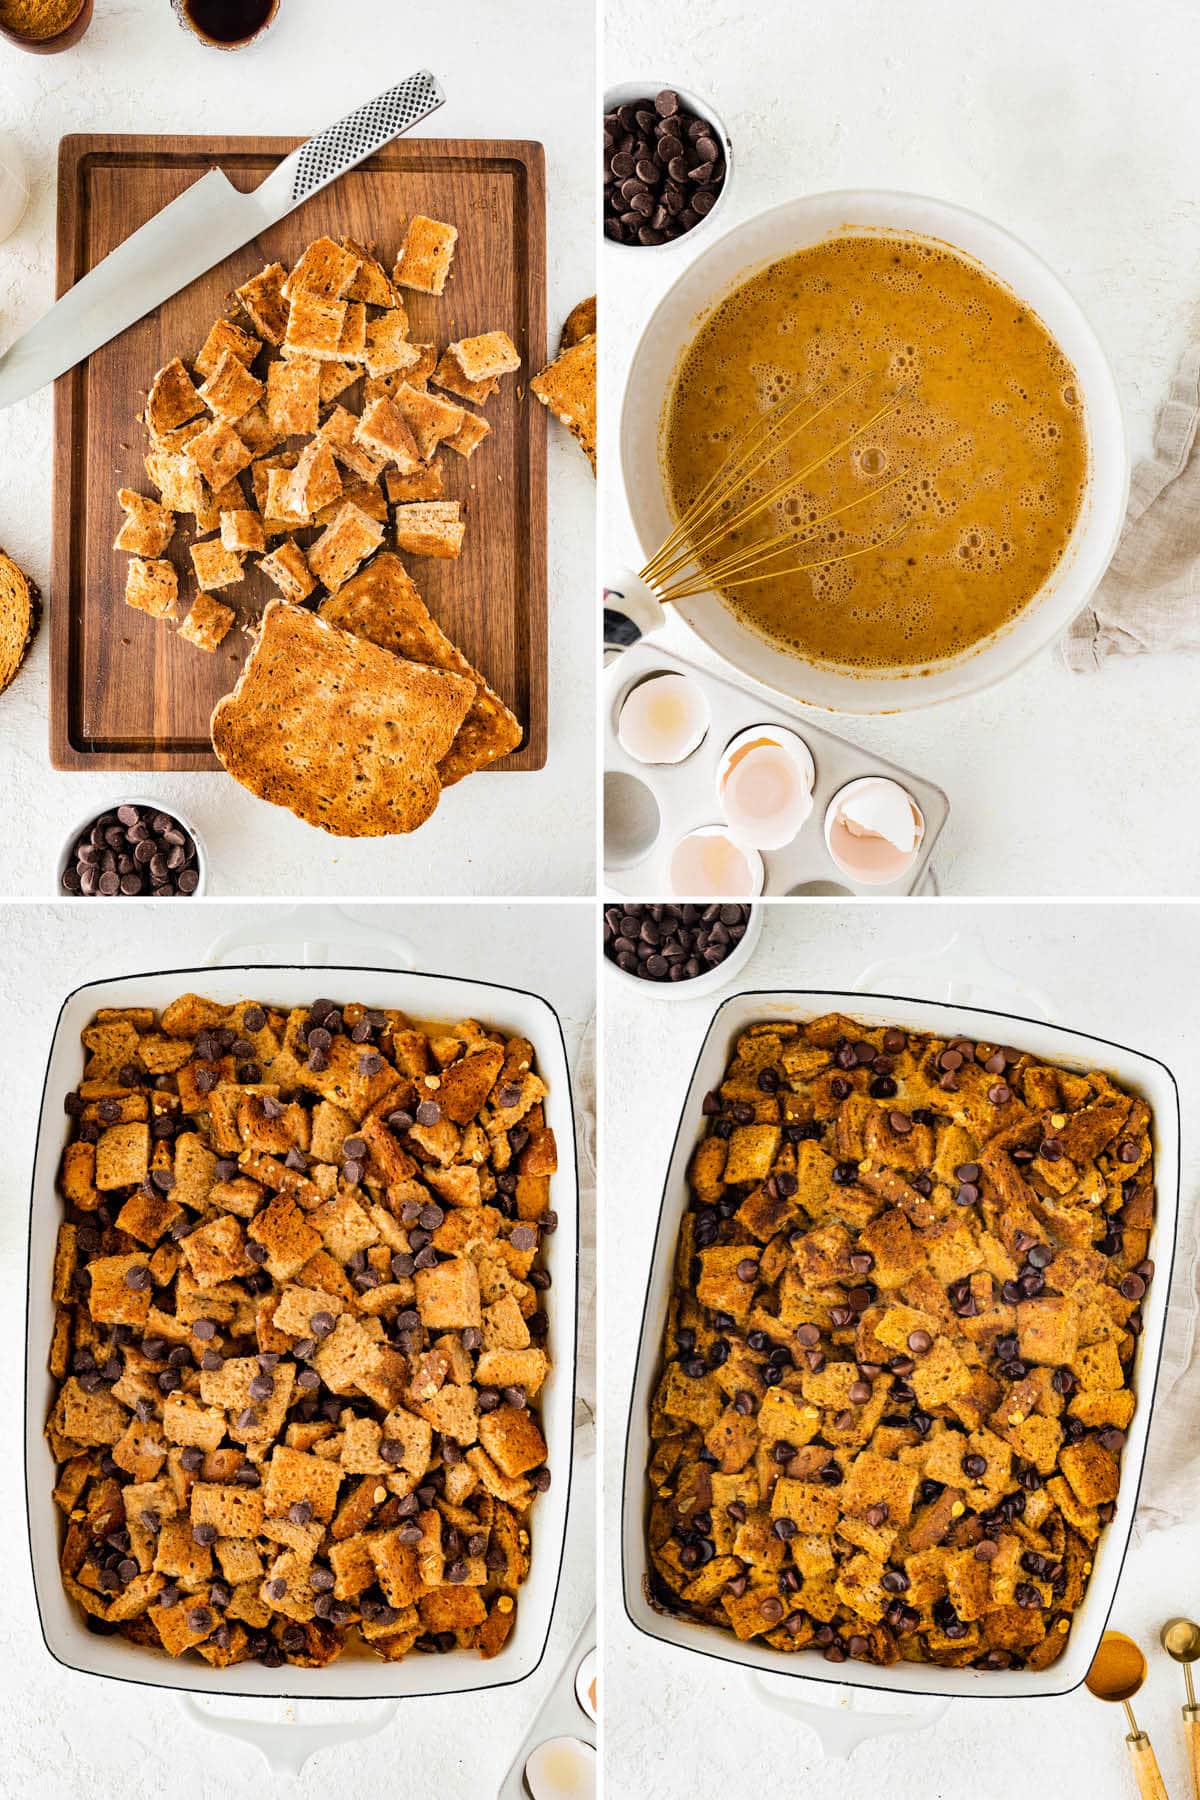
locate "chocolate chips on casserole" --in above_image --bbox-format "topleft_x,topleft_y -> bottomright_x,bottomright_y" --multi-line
48,993 -> 556,1669
647,1014 -> 1154,1671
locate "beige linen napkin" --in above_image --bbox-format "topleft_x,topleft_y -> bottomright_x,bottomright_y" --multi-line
1065,342 -> 1200,668
1135,1192 -> 1200,1533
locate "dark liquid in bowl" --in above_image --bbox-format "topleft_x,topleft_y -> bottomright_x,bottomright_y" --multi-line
183,0 -> 275,43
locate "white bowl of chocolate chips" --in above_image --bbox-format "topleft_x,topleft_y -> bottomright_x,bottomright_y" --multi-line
57,798 -> 206,898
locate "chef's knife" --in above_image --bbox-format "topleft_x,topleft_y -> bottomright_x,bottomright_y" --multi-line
0,70 -> 444,410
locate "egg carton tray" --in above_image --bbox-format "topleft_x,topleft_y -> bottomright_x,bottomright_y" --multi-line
603,642 -> 949,897
498,1610 -> 596,1799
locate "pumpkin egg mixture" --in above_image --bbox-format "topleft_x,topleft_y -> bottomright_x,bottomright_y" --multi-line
663,234 -> 1089,672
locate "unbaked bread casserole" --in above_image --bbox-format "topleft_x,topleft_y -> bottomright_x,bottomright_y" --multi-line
646,1012 -> 1154,1671
47,991 -> 556,1670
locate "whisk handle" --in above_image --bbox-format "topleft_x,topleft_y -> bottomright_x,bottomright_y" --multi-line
604,568 -> 667,651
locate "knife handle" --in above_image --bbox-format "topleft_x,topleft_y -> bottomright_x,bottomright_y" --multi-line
260,71 -> 445,212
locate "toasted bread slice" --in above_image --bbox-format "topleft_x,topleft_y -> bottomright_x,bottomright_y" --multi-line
319,554 -> 522,785
393,383 -> 465,461
444,411 -> 491,461
211,600 -> 475,836
184,421 -> 253,491
0,547 -> 41,694
531,333 -> 595,472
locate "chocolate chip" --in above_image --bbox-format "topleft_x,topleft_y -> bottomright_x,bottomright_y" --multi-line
288,1501 -> 313,1525
415,1099 -> 442,1126
907,1330 -> 933,1354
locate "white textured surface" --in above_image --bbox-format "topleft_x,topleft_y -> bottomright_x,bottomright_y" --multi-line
0,899 -> 595,1798
602,901 -> 1200,1800
0,0 -> 596,898
603,0 -> 1200,895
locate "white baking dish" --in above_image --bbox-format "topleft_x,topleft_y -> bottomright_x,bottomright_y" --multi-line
26,946 -> 578,1704
621,987 -> 1180,1700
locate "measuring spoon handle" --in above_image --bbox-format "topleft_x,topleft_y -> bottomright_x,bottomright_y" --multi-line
1183,1705 -> 1200,1800
1127,1730 -> 1171,1800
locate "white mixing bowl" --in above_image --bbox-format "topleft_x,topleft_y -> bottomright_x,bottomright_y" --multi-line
618,189 -> 1129,713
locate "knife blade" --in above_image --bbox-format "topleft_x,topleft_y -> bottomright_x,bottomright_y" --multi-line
0,70 -> 444,411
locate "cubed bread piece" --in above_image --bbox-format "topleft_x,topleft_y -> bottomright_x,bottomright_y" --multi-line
284,440 -> 343,517
124,557 -> 179,620
184,420 -> 252,490
444,410 -> 492,460
266,356 -> 321,437
114,489 -> 176,556
220,510 -> 266,553
477,1404 -> 547,1477
189,537 -> 244,593
449,332 -> 520,383
354,397 -> 421,471
235,262 -> 290,345
179,593 -> 236,652
394,381 -> 467,459
282,237 -> 361,302
414,1258 -> 482,1330
197,350 -> 265,424
146,357 -> 204,437
195,317 -> 261,380
385,462 -> 445,503
318,405 -> 386,482
282,292 -> 348,362
392,215 -> 458,295
306,501 -> 384,591
392,501 -> 465,559
343,236 -> 404,308
258,539 -> 315,601
431,351 -> 498,407
364,313 -> 422,381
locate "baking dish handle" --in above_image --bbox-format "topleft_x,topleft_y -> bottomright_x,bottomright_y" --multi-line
178,1696 -> 399,1783
204,902 -> 417,971
604,567 -> 667,651
852,930 -> 1057,1022
745,1672 -> 950,1759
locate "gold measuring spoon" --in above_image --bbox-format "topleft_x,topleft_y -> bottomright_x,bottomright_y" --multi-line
1162,1618 -> 1200,1798
1086,1632 -> 1170,1800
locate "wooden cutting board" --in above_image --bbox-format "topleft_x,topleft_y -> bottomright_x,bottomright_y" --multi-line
50,133 -> 546,772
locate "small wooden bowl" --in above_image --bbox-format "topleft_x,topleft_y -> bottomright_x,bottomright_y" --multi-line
0,0 -> 93,54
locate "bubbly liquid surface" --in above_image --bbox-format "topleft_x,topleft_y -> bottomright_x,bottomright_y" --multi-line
663,234 -> 1089,671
